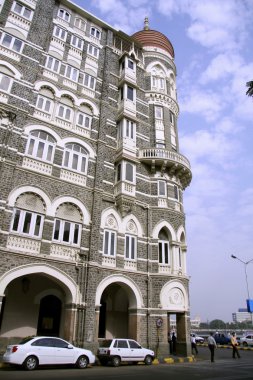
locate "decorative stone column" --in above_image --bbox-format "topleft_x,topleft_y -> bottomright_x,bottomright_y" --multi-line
63,304 -> 76,342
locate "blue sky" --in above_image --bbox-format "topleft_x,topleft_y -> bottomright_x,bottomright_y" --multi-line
72,0 -> 253,323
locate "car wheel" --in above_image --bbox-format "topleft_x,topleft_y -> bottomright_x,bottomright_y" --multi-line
76,355 -> 88,369
144,355 -> 153,365
112,356 -> 121,367
243,342 -> 248,347
23,356 -> 38,371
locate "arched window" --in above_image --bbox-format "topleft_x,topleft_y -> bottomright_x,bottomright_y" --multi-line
103,215 -> 118,257
26,130 -> 55,162
53,203 -> 82,245
151,66 -> 166,93
63,143 -> 88,174
158,227 -> 170,264
57,96 -> 74,121
10,192 -> 45,238
125,220 -> 137,260
36,87 -> 54,114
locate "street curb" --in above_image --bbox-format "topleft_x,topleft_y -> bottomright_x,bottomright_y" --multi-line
154,356 -> 196,364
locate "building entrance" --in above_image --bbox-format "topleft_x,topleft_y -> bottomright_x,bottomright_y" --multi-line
37,295 -> 62,336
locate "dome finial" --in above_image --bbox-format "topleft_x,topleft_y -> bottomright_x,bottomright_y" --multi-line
144,17 -> 149,30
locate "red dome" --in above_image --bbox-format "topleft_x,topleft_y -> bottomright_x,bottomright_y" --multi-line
132,29 -> 174,58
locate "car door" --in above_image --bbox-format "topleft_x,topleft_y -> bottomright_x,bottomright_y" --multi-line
51,338 -> 75,364
115,339 -> 130,362
128,340 -> 145,361
31,338 -> 56,365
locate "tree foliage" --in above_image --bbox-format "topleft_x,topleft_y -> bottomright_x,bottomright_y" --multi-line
246,81 -> 253,97
209,319 -> 226,329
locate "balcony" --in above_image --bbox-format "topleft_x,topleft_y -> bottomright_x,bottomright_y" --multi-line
138,148 -> 192,188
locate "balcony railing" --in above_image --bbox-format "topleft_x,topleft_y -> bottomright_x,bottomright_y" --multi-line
138,148 -> 191,170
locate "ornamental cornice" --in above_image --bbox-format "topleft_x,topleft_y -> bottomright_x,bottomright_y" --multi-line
145,92 -> 179,116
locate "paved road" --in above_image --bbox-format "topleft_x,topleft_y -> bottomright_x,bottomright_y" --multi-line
1,346 -> 252,380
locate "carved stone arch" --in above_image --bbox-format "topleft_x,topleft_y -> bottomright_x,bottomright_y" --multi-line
50,196 -> 90,223
0,60 -> 21,79
100,208 -> 121,230
95,274 -> 144,309
15,192 -> 46,214
160,280 -> 189,312
55,202 -> 83,223
105,214 -> 118,230
0,263 -> 78,304
24,124 -> 61,144
8,186 -> 51,212
152,221 -> 176,241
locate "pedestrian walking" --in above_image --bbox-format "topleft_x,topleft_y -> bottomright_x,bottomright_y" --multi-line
191,334 -> 198,355
231,332 -> 240,359
168,331 -> 173,354
171,332 -> 177,355
207,332 -> 217,362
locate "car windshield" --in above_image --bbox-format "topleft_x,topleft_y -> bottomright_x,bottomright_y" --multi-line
99,339 -> 112,348
18,336 -> 35,344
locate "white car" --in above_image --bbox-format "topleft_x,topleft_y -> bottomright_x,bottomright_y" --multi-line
190,333 -> 205,344
240,334 -> 253,347
97,338 -> 155,366
3,336 -> 96,370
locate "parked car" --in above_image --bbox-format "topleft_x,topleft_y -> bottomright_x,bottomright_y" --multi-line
240,334 -> 253,347
3,336 -> 96,370
214,333 -> 231,345
190,333 -> 205,344
97,338 -> 155,366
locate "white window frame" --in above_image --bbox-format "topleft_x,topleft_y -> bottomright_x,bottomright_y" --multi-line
158,180 -> 167,197
58,8 -> 70,22
87,44 -> 99,58
117,161 -> 135,184
103,229 -> 116,256
11,208 -> 44,238
36,95 -> 53,114
90,26 -> 101,40
83,73 -> 96,90
121,84 -> 135,102
0,33 -> 23,53
64,65 -> 79,82
159,240 -> 170,264
12,1 -> 33,20
26,130 -> 55,163
53,218 -> 81,245
74,17 -> 86,31
71,35 -> 83,50
0,73 -> 12,92
170,111 -> 175,125
63,143 -> 88,174
174,185 -> 179,200
53,25 -> 67,41
45,56 -> 60,73
125,234 -> 136,260
76,112 -> 92,129
118,118 -> 136,141
57,104 -> 72,120
155,106 -> 163,119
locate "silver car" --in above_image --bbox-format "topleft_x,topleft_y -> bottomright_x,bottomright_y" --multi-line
240,334 -> 253,347
3,336 -> 96,370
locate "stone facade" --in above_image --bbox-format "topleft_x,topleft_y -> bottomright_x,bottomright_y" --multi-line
0,0 -> 192,357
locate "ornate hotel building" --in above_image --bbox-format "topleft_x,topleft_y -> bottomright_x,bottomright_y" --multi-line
0,0 -> 192,356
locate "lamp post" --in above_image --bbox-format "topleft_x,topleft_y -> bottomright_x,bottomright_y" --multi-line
231,254 -> 253,326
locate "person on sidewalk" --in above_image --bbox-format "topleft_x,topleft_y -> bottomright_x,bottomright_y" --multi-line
191,334 -> 198,355
171,332 -> 177,355
231,332 -> 240,359
207,332 -> 217,362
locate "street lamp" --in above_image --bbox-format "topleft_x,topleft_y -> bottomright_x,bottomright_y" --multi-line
231,254 -> 253,326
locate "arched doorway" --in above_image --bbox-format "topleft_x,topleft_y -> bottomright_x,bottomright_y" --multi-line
98,284 -> 129,339
96,275 -> 144,341
37,295 -> 62,336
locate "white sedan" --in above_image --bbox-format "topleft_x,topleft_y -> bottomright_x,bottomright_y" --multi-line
3,336 -> 96,370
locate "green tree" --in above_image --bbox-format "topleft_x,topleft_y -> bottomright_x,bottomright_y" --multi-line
246,81 -> 253,97
209,319 -> 226,329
